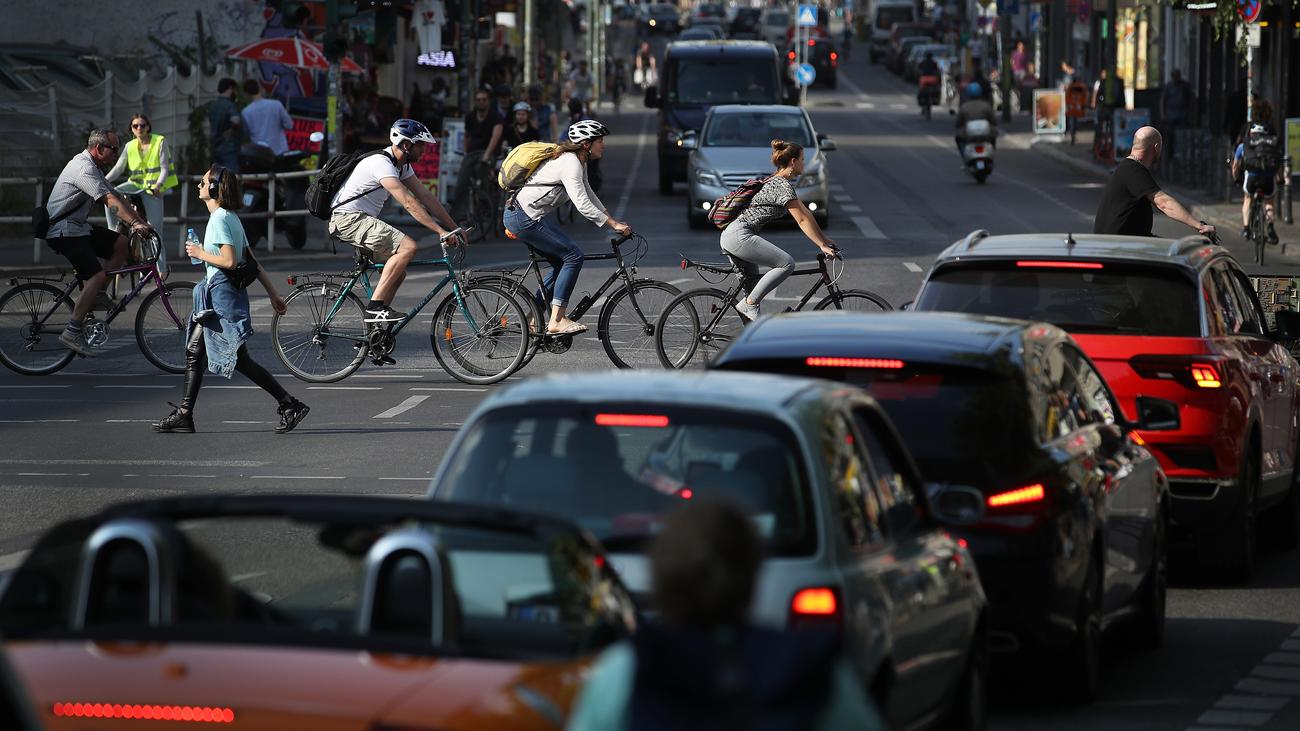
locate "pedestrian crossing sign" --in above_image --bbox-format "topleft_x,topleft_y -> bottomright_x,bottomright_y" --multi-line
798,5 -> 818,27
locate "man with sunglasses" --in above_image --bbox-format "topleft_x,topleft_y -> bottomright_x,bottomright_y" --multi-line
44,129 -> 154,356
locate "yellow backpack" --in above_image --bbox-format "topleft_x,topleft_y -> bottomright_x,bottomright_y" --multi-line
497,142 -> 561,193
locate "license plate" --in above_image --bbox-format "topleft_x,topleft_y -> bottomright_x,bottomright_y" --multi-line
243,192 -> 256,207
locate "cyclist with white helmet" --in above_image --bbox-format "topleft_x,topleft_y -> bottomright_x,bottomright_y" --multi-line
503,119 -> 633,336
505,101 -> 541,148
328,119 -> 463,336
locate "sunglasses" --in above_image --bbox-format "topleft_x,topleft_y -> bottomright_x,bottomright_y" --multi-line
99,143 -> 120,153
131,123 -> 149,129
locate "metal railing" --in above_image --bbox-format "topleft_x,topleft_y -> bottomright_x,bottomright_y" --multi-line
1,169 -> 316,264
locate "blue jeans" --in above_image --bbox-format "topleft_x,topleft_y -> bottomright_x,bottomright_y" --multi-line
504,205 -> 584,308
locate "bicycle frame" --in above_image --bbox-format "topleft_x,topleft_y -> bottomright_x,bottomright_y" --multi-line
522,239 -> 637,322
694,254 -> 841,331
314,253 -> 484,343
22,259 -> 181,334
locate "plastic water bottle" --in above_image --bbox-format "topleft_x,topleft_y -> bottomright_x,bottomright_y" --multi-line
187,228 -> 203,265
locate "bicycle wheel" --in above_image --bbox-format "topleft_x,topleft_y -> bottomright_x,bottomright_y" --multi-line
0,282 -> 76,376
469,190 -> 496,243
655,288 -> 743,370
472,273 -> 545,367
135,280 -> 196,373
814,289 -> 893,312
272,283 -> 369,383
430,282 -> 528,385
599,279 -> 681,369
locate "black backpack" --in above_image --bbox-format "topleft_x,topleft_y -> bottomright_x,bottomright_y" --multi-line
304,149 -> 397,220
1242,129 -> 1281,174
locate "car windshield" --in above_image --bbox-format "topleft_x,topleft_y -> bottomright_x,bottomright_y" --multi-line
438,405 -> 817,556
671,59 -> 778,104
916,263 -> 1201,336
0,511 -> 633,660
696,3 -> 725,17
766,11 -> 789,25
720,362 -> 1035,494
704,111 -> 814,147
877,6 -> 915,29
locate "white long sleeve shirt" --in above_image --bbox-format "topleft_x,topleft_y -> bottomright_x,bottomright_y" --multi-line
513,152 -> 609,227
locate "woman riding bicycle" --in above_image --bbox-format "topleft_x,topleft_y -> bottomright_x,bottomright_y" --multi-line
722,140 -> 837,320
503,119 -> 633,336
104,113 -> 176,271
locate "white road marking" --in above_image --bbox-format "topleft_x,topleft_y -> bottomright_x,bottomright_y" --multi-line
832,194 -> 853,202
1196,710 -> 1272,726
354,374 -> 421,379
1216,695 -> 1290,711
207,386 -> 261,389
1265,653 -> 1300,666
230,572 -> 268,583
1235,678 -> 1300,696
614,114 -> 652,220
0,550 -> 31,572
105,419 -> 158,423
839,75 -> 869,100
374,395 -> 430,419
93,384 -> 173,389
0,419 -> 79,424
40,372 -> 181,377
855,102 -> 875,109
17,472 -> 89,477
852,216 -> 887,240
306,386 -> 383,390
667,278 -> 693,285
841,204 -> 862,213
222,421 -> 269,424
1253,665 -> 1300,682
378,477 -> 431,481
250,475 -> 347,480
889,103 -> 907,110
410,386 -> 487,392
122,474 -> 217,479
1068,182 -> 1105,189
903,262 -> 924,272
0,458 -> 267,467
0,385 -> 70,389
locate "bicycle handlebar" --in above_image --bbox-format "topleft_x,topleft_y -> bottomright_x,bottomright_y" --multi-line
609,230 -> 635,247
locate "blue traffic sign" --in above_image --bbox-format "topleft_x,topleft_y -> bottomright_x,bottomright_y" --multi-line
795,63 -> 817,86
797,4 -> 818,27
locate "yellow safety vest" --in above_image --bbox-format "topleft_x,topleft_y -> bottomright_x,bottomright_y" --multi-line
126,134 -> 178,191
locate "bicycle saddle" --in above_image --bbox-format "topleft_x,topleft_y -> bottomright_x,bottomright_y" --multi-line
680,254 -> 743,275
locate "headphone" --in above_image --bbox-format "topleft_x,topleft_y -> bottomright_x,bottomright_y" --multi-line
208,166 -> 226,200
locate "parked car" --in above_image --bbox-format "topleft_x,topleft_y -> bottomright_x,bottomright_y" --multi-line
0,495 -> 637,730
785,36 -> 839,88
912,231 -> 1300,582
683,104 -> 834,228
428,371 -> 990,731
711,311 -> 1175,701
868,1 -> 919,62
730,7 -> 763,39
644,3 -> 682,34
759,6 -> 793,47
645,41 -> 792,195
890,35 -> 934,75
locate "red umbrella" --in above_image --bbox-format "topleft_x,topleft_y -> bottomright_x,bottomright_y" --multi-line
226,37 -> 365,73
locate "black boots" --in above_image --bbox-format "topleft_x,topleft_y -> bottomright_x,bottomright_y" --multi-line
276,399 -> 311,434
153,403 -> 195,433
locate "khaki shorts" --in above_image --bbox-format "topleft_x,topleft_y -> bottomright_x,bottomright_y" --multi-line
329,211 -> 406,257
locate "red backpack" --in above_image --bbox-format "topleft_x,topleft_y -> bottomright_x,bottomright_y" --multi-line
709,175 -> 773,230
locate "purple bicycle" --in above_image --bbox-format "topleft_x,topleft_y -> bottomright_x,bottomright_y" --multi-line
0,232 -> 194,375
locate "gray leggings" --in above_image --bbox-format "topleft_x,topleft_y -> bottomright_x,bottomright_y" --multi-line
720,223 -> 796,304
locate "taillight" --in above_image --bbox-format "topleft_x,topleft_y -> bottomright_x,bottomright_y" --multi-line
806,356 -> 905,369
986,483 -> 1045,508
973,145 -> 985,154
789,587 -> 840,629
53,703 -> 235,723
808,39 -> 816,46
1015,260 -> 1104,269
831,52 -> 838,61
788,50 -> 796,60
1130,355 -> 1224,389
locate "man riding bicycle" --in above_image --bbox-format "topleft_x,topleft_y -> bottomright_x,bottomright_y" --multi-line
1233,123 -> 1283,244
45,128 -> 155,356
917,52 -> 941,111
327,119 -> 464,340
451,90 -> 504,222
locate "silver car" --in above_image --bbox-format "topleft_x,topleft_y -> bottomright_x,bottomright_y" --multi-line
427,371 -> 990,730
683,104 -> 835,228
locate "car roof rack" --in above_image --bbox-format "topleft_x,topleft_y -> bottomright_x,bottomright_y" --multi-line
1167,234 -> 1211,257
956,229 -> 991,253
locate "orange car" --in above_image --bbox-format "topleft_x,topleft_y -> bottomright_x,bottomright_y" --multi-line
0,495 -> 638,731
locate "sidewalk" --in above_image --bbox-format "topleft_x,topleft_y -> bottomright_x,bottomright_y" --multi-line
1030,128 -> 1300,254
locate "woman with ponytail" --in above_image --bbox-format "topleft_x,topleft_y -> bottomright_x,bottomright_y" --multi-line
721,139 -> 838,321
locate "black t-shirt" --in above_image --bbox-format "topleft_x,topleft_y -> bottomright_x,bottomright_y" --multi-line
505,123 -> 540,148
1093,158 -> 1161,236
465,108 -> 502,152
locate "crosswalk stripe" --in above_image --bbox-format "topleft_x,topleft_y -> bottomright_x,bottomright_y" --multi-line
852,216 -> 887,240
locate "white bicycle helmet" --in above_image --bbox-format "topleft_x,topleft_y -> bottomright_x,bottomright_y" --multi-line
512,101 -> 533,113
390,118 -> 436,146
568,119 -> 611,143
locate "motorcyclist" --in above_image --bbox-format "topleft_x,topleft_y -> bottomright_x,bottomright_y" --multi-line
917,52 -> 941,111
955,82 -> 997,152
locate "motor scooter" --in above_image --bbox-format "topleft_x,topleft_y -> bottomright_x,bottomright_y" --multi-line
238,143 -> 310,249
959,120 -> 996,183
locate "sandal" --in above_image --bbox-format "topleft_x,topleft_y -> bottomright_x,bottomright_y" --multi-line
547,322 -> 588,336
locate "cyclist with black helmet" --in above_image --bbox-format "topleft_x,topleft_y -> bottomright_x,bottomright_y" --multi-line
328,119 -> 463,331
503,119 -> 633,336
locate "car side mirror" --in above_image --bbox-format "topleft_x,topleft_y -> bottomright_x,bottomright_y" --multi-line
644,87 -> 660,108
680,131 -> 698,150
1275,310 -> 1300,340
929,484 -> 985,526
817,133 -> 837,151
900,300 -> 913,311
1134,396 -> 1180,431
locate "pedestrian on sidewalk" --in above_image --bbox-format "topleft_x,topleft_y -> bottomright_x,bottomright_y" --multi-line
565,497 -> 887,731
207,78 -> 243,172
103,113 -> 176,273
154,165 -> 309,435
45,129 -> 154,357
241,79 -> 294,155
1093,126 -> 1216,239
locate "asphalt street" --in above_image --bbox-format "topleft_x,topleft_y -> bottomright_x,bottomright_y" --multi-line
5,37 -> 1300,731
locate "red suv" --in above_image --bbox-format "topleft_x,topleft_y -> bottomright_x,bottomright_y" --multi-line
913,231 -> 1300,581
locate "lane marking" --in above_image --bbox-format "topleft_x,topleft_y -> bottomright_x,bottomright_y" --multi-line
222,420 -> 269,424
374,395 -> 430,419
1265,652 -> 1300,666
106,419 -> 158,423
855,102 -> 875,109
1216,695 -> 1290,711
93,385 -> 173,389
122,473 -> 216,479
208,386 -> 261,389
410,387 -> 487,392
1253,665 -> 1300,682
16,472 -> 90,477
0,419 -> 79,423
1196,709 -> 1272,726
354,374 -> 421,379
0,458 -> 268,467
306,386 -> 383,390
832,194 -> 853,202
841,204 -> 863,213
903,262 -> 924,272
851,216 -> 887,240
667,278 -> 693,285
1234,679 -> 1300,697
378,477 -> 431,481
250,475 -> 347,480
889,103 -> 907,110
0,385 -> 70,389
614,113 -> 652,220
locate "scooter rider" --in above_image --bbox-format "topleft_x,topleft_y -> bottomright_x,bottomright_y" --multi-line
954,82 -> 997,152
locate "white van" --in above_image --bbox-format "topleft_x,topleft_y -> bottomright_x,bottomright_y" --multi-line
868,0 -> 918,63
759,6 -> 792,48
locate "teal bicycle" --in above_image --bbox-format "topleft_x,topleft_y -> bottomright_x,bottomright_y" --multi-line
271,228 -> 528,385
